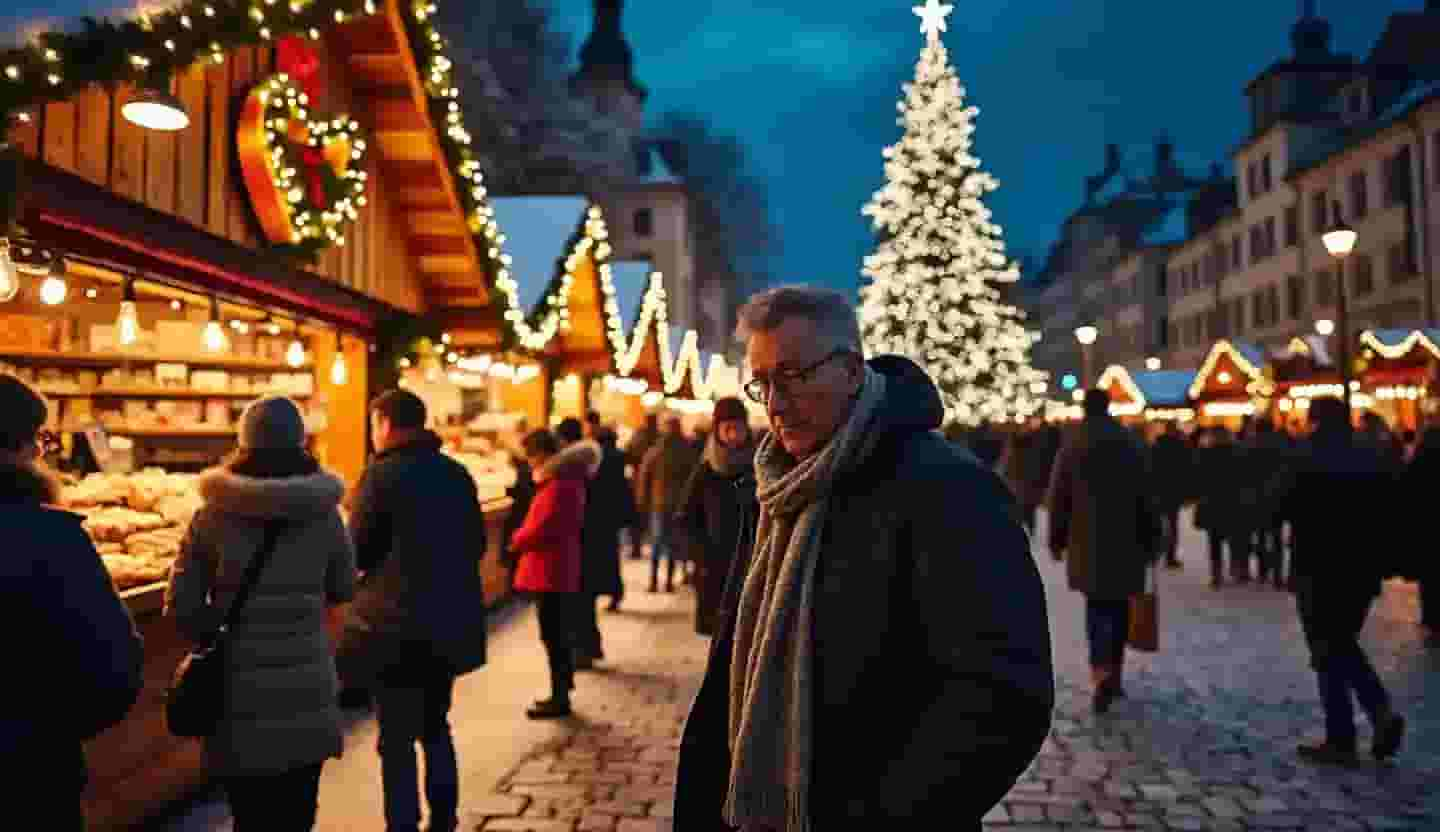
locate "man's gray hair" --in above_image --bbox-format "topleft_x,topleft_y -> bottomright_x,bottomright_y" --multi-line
735,285 -> 863,352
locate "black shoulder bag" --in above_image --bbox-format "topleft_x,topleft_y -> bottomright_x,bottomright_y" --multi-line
167,521 -> 286,738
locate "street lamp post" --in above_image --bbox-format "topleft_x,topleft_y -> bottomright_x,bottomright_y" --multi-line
1322,201 -> 1359,416
1075,325 -> 1099,388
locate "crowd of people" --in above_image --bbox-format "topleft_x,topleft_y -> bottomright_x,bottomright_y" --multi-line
14,282 -> 1438,832
1033,389 -> 1419,765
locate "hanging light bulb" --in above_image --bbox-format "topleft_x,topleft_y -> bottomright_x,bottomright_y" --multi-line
38,258 -> 67,305
329,331 -> 348,385
286,325 -> 306,368
0,239 -> 20,302
116,278 -> 141,346
203,296 -> 228,352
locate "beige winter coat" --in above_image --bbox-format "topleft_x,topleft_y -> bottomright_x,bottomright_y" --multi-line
165,468 -> 356,776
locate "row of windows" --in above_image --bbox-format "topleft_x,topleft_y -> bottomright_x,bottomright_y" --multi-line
1311,146 -> 1414,229
1246,154 -> 1274,201
1167,243 -> 1418,348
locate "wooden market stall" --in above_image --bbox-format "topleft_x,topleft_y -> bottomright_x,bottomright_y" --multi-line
1096,365 -> 1196,437
0,0 -> 517,826
1264,336 -> 1344,432
1358,328 -> 1440,432
1188,339 -> 1269,429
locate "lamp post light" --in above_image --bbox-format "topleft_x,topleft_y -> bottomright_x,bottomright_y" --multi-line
1074,325 -> 1099,388
1322,201 -> 1358,415
1314,319 -> 1335,337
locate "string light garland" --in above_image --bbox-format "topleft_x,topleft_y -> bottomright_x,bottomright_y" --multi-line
1189,339 -> 1266,399
856,9 -> 1045,427
1360,329 -> 1440,362
1096,365 -> 1147,411
0,0 -> 376,129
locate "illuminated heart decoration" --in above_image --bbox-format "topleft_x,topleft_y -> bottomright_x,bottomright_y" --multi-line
237,73 -> 369,251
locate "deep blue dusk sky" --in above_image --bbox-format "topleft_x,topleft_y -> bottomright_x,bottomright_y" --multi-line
1,1 -> 1421,299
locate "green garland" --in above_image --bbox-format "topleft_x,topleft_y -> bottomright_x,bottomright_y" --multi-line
0,0 -> 374,129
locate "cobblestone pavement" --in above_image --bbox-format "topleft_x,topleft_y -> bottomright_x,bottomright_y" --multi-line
163,511 -> 1440,832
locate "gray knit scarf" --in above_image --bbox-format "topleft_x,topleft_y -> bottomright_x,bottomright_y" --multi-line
724,367 -> 888,832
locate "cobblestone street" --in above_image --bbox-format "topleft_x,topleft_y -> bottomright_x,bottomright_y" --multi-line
163,509 -> 1440,832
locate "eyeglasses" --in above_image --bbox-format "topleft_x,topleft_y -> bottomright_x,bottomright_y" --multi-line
36,430 -> 60,456
743,349 -> 852,404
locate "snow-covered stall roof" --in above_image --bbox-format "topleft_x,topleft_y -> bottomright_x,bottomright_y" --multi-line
1132,370 -> 1196,407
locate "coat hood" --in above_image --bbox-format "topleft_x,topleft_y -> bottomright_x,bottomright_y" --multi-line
0,461 -> 60,506
538,440 -> 602,483
197,468 -> 346,518
868,355 -> 944,437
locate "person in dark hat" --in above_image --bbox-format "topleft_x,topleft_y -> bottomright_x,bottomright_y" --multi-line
0,375 -> 143,831
675,397 -> 759,637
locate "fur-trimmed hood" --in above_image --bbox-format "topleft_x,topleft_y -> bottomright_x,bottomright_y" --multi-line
0,461 -> 61,506
537,439 -> 602,483
197,468 -> 345,518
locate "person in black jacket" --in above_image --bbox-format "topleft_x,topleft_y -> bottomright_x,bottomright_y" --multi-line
674,287 -> 1052,830
1151,424 -> 1192,569
0,375 -> 143,830
1404,426 -> 1440,645
1286,397 -> 1406,766
349,390 -> 489,832
675,397 -> 758,637
586,414 -> 637,613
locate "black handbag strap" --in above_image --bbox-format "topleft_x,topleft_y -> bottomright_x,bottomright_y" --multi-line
216,521 -> 287,638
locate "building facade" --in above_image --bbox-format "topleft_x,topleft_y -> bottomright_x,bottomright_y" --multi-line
1023,2 -> 1440,395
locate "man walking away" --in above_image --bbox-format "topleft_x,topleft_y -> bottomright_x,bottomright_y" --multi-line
624,413 -> 661,559
1194,427 -> 1249,589
1151,423 -> 1191,569
638,417 -> 699,593
674,286 -> 1053,829
1047,390 -> 1161,714
1286,397 -> 1406,765
349,391 -> 489,832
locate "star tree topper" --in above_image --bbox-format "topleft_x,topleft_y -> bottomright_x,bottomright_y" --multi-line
913,0 -> 954,40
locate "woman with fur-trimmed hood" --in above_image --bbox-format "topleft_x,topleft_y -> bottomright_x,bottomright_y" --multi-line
509,429 -> 599,719
165,396 -> 356,831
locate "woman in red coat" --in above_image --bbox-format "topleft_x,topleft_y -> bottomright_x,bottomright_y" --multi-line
509,429 -> 595,719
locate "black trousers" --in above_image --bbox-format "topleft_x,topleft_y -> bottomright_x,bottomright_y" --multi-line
1297,585 -> 1391,749
376,665 -> 458,832
224,762 -> 324,832
1422,572 -> 1437,629
1161,509 -> 1181,563
575,592 -> 603,659
536,592 -> 578,700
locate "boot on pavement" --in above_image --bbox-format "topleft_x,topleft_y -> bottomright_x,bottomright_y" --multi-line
1297,741 -> 1359,767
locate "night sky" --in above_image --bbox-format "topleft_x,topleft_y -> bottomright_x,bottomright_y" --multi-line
2,1 -> 1422,299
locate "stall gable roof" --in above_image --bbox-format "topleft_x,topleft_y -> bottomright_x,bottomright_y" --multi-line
1098,365 -> 1146,406
1362,328 -> 1440,361
490,196 -> 590,313
1132,370 -> 1196,407
1189,338 -> 1267,398
610,260 -> 652,330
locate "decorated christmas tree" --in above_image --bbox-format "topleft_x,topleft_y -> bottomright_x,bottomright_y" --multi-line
859,0 -> 1046,426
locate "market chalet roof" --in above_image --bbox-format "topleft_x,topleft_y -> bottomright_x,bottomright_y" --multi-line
1131,370 -> 1196,408
490,196 -> 591,314
609,259 -> 651,330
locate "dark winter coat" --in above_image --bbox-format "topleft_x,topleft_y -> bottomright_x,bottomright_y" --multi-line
168,468 -> 356,776
1284,429 -> 1398,597
1046,416 -> 1161,601
510,442 -> 596,594
348,432 -> 489,678
502,456 -> 535,567
1400,440 -> 1440,582
582,438 -> 635,596
638,434 -> 700,516
1001,431 -> 1051,510
0,463 -> 143,792
674,356 -> 1054,829
674,451 -> 757,637
1150,432 -> 1193,512
1193,440 -> 1252,535
1244,429 -> 1297,525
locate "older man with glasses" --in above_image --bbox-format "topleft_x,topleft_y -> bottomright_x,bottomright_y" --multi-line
674,286 -> 1054,831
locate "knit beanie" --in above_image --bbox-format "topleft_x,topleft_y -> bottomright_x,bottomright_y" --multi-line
239,396 -> 306,449
712,396 -> 748,426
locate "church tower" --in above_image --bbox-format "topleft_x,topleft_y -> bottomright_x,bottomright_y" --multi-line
571,0 -> 647,134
